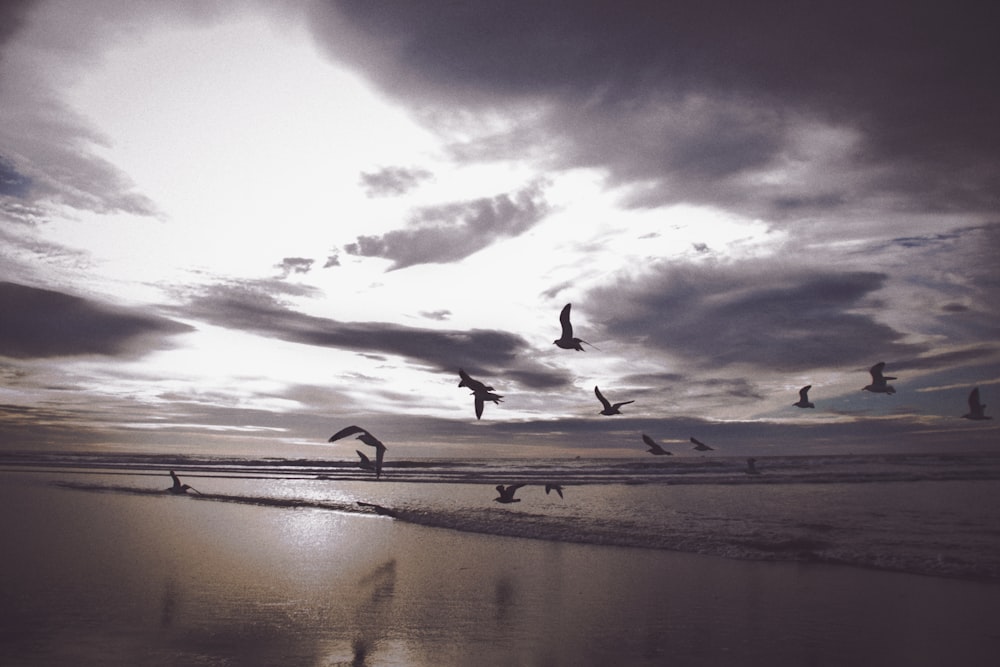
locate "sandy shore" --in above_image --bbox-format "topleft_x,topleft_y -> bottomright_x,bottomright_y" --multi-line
1,475 -> 998,666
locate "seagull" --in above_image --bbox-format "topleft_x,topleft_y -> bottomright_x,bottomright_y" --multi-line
329,425 -> 387,479
472,388 -> 504,420
553,303 -> 594,351
690,437 -> 714,452
862,361 -> 897,394
794,385 -> 815,408
494,484 -> 525,504
962,387 -> 991,420
745,458 -> 761,475
595,386 -> 634,415
545,484 -> 565,499
458,368 -> 494,393
167,470 -> 200,495
641,433 -> 672,456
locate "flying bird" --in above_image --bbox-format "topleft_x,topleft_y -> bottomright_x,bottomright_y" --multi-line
329,425 -> 387,479
458,368 -> 494,393
167,470 -> 200,495
641,434 -> 672,456
595,386 -> 634,415
962,387 -> 991,420
690,437 -> 714,452
553,303 -> 593,351
545,484 -> 565,499
745,458 -> 761,475
458,369 -> 503,419
862,362 -> 897,394
794,385 -> 815,408
494,484 -> 525,504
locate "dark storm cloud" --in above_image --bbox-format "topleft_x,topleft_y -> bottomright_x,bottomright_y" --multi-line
359,165 -> 433,197
588,263 -> 924,371
176,283 -> 570,387
313,1 -> 1000,215
342,182 -> 549,269
0,282 -> 192,359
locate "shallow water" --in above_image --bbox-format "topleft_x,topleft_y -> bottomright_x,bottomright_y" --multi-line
2,477 -> 999,666
6,450 -> 999,580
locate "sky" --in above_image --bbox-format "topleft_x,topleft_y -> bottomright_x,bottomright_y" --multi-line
1,0 -> 998,460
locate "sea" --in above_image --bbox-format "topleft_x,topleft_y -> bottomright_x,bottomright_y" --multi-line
3,450 -> 999,582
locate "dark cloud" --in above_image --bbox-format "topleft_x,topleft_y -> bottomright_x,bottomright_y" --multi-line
277,257 -> 314,277
359,165 -> 433,197
342,181 -> 549,269
323,254 -> 340,268
312,1 -> 1000,216
0,154 -> 31,197
588,263 -> 924,371
175,282 -> 570,387
0,282 -> 192,359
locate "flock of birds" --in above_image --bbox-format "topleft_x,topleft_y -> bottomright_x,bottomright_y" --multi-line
169,303 -> 992,505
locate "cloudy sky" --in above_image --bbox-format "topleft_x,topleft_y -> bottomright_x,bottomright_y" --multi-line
2,0 -> 998,459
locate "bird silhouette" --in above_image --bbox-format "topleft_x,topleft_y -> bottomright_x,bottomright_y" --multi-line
594,386 -> 634,415
458,368 -> 494,393
553,303 -> 593,350
167,470 -> 200,495
458,369 -> 503,419
690,437 -> 714,451
545,483 -> 565,499
794,385 -> 815,408
862,362 -> 897,394
329,425 -> 387,479
962,387 -> 991,420
494,484 -> 525,503
641,434 -> 672,456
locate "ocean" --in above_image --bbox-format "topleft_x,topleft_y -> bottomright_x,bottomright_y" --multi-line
5,450 -> 999,581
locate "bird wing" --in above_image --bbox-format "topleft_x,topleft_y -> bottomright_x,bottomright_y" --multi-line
594,386 -> 611,409
374,445 -> 385,477
559,303 -> 574,337
474,395 -> 485,419
869,362 -> 886,380
329,425 -> 368,443
690,437 -> 703,445
799,385 -> 811,400
641,434 -> 656,448
969,387 -> 982,411
356,449 -> 372,465
613,400 -> 635,409
458,368 -> 473,387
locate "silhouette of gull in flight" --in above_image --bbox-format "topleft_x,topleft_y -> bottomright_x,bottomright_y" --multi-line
794,385 -> 815,408
329,425 -> 387,479
595,386 -> 634,415
545,484 -> 565,499
458,369 -> 503,419
690,437 -> 714,452
745,458 -> 761,475
641,433 -> 672,456
167,470 -> 200,495
494,484 -> 525,504
962,387 -> 991,420
554,303 -> 594,351
862,361 -> 897,394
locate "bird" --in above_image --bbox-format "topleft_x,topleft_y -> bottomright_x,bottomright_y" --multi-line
545,484 -> 565,499
862,361 -> 897,394
329,425 -> 387,479
962,387 -> 991,420
745,458 -> 761,475
553,303 -> 593,351
457,369 -> 503,419
494,484 -> 525,504
458,368 -> 494,393
794,385 -> 815,408
167,470 -> 200,495
690,437 -> 714,451
641,433 -> 672,456
595,386 -> 634,415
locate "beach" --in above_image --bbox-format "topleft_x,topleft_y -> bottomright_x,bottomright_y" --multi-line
1,472 -> 999,667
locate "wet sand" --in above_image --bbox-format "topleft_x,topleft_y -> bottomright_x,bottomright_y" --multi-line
1,476 -> 998,666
